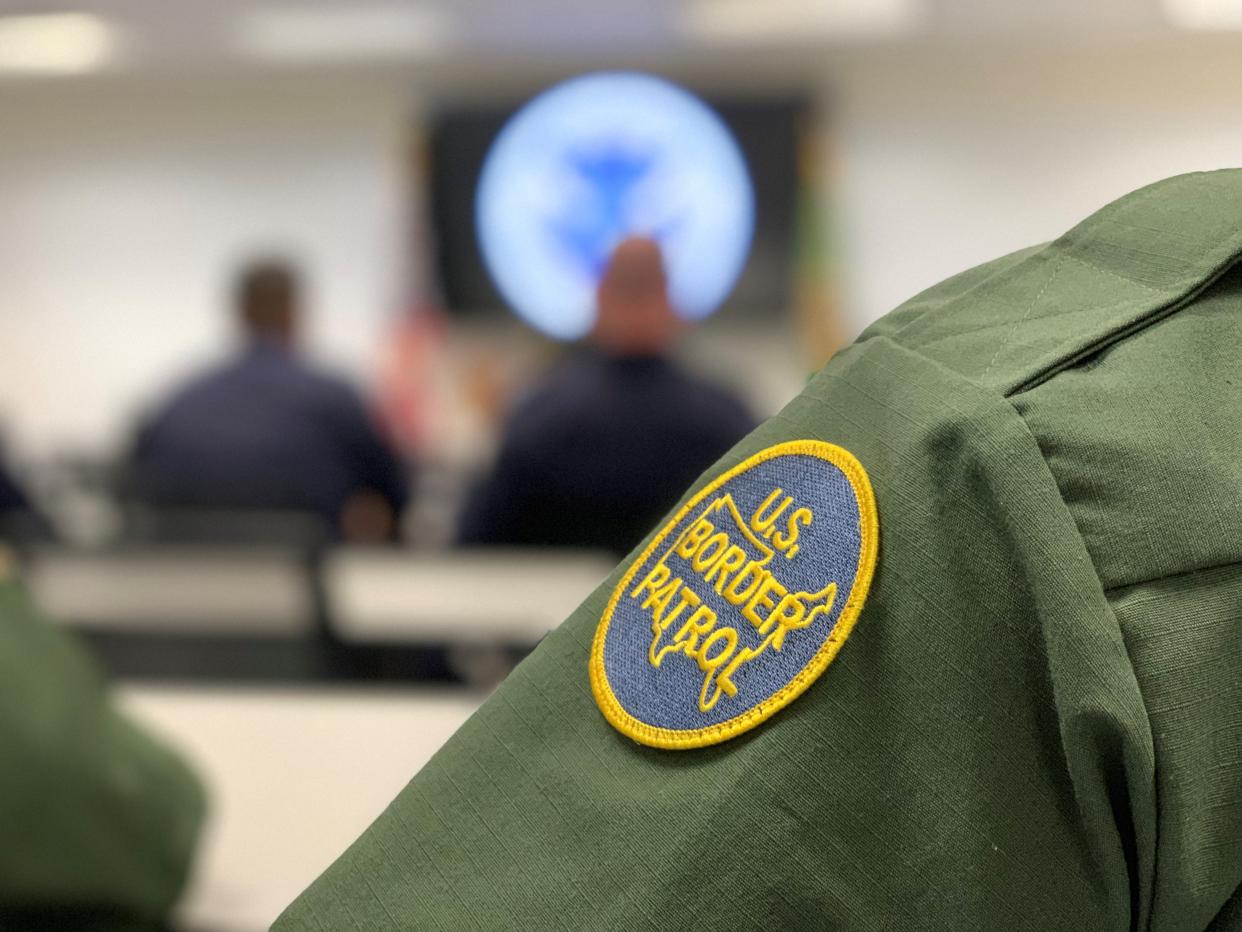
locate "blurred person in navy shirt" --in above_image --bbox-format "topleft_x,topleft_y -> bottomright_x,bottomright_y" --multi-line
128,259 -> 409,542
0,459 -> 30,517
459,237 -> 755,555
0,436 -> 52,543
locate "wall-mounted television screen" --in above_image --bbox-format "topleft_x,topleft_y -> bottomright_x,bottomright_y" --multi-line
427,82 -> 807,334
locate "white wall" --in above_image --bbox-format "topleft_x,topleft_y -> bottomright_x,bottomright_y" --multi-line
0,74 -> 412,457
829,38 -> 1242,334
5,38 -> 1242,455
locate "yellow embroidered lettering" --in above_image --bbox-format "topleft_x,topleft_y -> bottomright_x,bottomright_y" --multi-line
741,574 -> 788,630
771,507 -> 814,559
643,577 -> 681,619
703,544 -> 748,593
762,591 -> 806,636
648,587 -> 703,665
762,583 -> 837,644
631,563 -> 670,600
631,489 -> 845,711
690,532 -> 730,574
675,517 -> 714,560
749,488 -> 792,539
674,605 -> 718,660
723,561 -> 767,606
661,584 -> 699,628
713,586 -> 839,697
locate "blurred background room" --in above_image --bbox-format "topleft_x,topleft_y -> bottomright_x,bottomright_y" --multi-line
3,0 -> 1242,927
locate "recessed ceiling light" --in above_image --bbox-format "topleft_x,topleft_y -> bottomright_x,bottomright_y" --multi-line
0,12 -> 116,75
236,4 -> 450,63
1162,0 -> 1242,28
682,0 -> 919,45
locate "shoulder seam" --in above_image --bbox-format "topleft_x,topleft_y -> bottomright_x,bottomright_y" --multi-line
1004,252 -> 1242,398
981,256 -> 1066,383
1103,556 -> 1242,599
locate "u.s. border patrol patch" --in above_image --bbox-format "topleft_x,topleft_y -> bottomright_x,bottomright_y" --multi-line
590,439 -> 878,749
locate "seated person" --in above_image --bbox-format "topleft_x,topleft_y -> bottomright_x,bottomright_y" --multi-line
128,259 -> 409,542
459,237 -> 756,555
0,438 -> 52,542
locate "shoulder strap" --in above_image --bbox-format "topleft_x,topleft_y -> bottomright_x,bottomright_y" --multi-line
873,169 -> 1242,395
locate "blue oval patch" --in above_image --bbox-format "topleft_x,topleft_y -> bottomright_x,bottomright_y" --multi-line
590,439 -> 878,749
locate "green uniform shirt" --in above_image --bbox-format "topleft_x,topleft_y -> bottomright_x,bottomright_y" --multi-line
0,563 -> 205,929
276,170 -> 1242,930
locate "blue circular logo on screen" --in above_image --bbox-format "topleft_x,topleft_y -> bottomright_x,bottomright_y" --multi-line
476,72 -> 755,340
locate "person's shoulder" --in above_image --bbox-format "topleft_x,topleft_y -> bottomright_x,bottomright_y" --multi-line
855,169 -> 1242,593
290,357 -> 355,396
262,351 -> 365,410
503,355 -> 600,429
143,354 -> 244,420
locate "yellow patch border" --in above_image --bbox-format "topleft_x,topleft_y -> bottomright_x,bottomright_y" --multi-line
590,439 -> 879,750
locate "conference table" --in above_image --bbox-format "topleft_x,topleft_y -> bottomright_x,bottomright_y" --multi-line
27,546 -> 618,930
121,685 -> 482,932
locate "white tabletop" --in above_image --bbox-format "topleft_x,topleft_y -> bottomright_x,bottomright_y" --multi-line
30,549 -> 315,633
325,548 -> 614,642
119,685 -> 483,931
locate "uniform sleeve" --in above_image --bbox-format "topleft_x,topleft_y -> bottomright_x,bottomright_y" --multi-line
0,576 -> 205,925
275,337 -> 1154,931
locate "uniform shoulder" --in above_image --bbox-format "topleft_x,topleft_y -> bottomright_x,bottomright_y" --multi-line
855,170 -> 1242,595
858,169 -> 1242,397
1010,258 -> 1242,592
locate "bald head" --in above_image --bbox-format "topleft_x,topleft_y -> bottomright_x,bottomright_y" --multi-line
236,259 -> 300,346
591,237 -> 680,355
